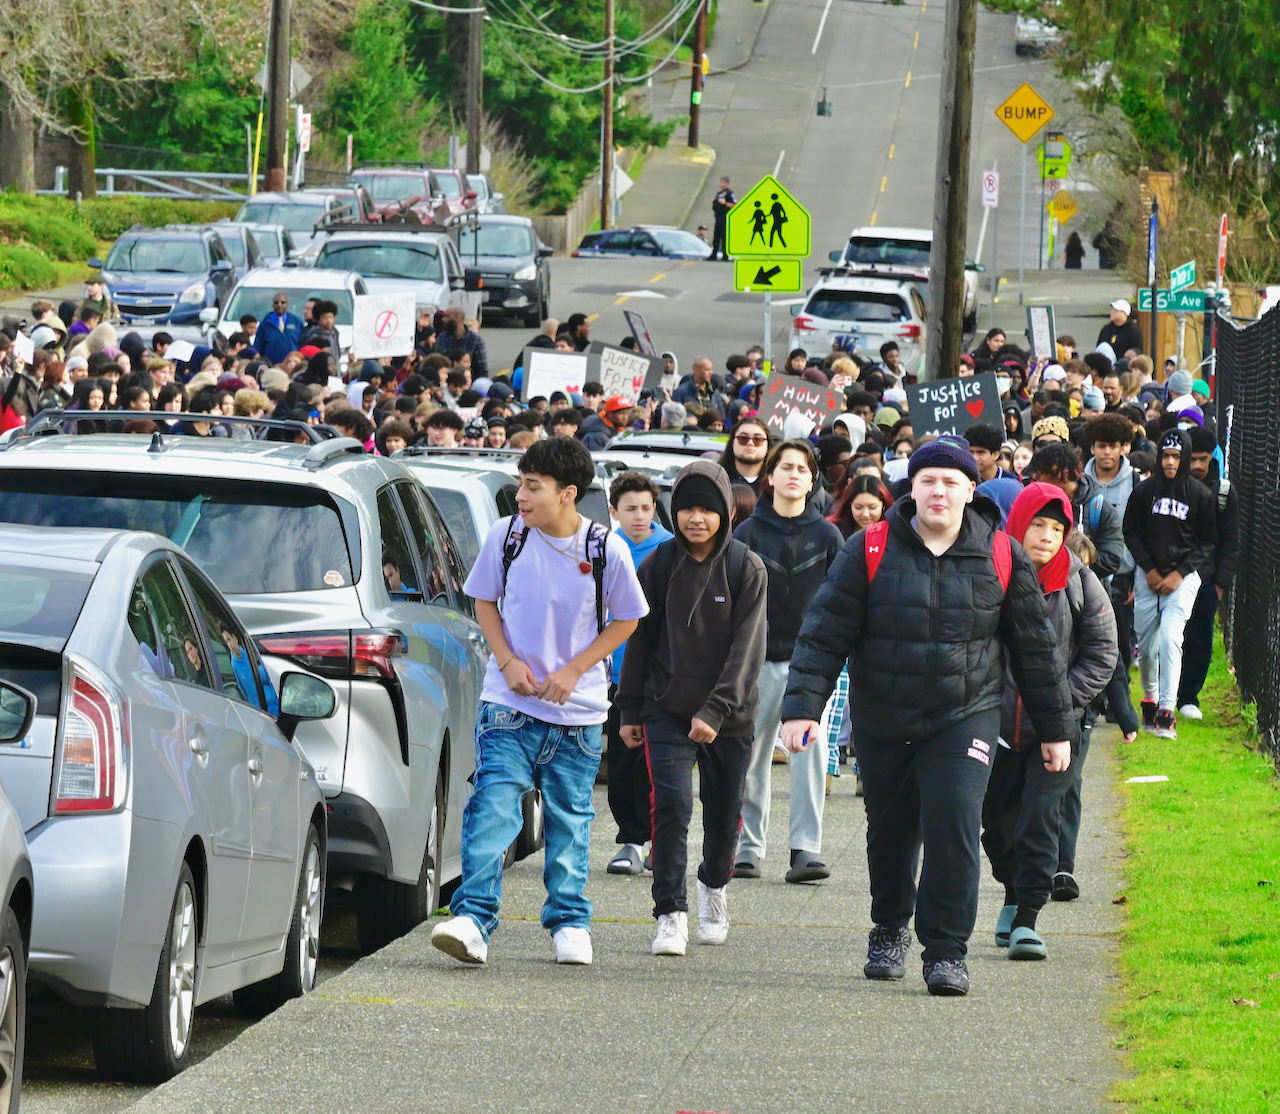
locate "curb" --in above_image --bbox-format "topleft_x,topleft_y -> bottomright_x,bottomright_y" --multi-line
677,146 -> 717,230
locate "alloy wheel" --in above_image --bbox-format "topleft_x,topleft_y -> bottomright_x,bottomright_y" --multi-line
0,948 -> 16,1111
167,882 -> 197,1059
298,842 -> 322,991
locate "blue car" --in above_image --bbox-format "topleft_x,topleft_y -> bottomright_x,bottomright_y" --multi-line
572,225 -> 711,260
89,225 -> 237,326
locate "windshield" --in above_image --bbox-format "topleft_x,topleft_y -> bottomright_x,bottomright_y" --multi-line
352,173 -> 425,202
648,228 -> 709,254
316,242 -> 443,281
844,237 -> 932,269
467,175 -> 487,197
226,286 -> 354,325
236,201 -> 327,233
456,225 -> 533,258
806,289 -> 909,322
0,473 -> 354,594
105,237 -> 207,274
0,563 -> 94,644
434,174 -> 462,198
252,230 -> 280,259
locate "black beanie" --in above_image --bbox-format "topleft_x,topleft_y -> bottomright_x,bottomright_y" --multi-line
671,473 -> 727,519
1035,500 -> 1073,531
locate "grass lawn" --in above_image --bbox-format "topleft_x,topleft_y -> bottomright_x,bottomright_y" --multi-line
1112,638 -> 1280,1110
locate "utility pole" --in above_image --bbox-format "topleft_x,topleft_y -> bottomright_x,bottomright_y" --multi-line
465,5 -> 484,176
264,0 -> 291,193
601,0 -> 615,230
924,0 -> 977,380
688,0 -> 707,148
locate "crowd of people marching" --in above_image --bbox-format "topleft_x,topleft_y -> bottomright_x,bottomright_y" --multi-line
0,285 -> 1234,996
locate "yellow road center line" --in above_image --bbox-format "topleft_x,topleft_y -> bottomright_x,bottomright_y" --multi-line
889,144 -> 895,159
649,273 -> 665,282
612,296 -> 629,306
870,212 -> 878,226
905,71 -> 912,88
880,176 -> 888,193
913,29 -> 920,49
587,313 -> 599,322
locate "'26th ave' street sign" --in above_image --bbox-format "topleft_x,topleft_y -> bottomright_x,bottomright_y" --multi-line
1138,289 -> 1207,313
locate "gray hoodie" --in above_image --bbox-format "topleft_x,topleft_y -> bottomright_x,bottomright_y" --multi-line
616,460 -> 768,736
1084,454 -> 1137,576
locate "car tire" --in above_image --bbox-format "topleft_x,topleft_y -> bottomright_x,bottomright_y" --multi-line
232,824 -> 323,1017
0,907 -> 26,1114
91,862 -> 198,1083
354,769 -> 444,954
507,788 -> 545,865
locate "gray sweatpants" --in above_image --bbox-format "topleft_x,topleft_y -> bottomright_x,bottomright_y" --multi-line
738,660 -> 826,858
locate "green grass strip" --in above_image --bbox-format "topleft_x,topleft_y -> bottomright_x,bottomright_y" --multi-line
1112,635 -> 1280,1110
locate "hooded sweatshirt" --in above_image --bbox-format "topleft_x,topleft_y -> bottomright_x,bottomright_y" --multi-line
1122,428 -> 1218,578
617,460 -> 768,736
610,519 -> 674,683
1001,483 -> 1117,747
659,351 -> 680,393
1084,453 -> 1137,576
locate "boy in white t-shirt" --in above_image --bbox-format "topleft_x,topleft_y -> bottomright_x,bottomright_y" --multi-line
431,437 -> 648,967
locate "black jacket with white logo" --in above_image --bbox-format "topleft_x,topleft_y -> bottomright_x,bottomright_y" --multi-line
1122,429 -> 1218,578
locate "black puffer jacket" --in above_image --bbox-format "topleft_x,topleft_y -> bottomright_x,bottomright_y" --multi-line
781,495 -> 1074,743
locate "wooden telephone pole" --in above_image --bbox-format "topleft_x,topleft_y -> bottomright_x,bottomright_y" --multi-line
264,0 -> 291,193
465,6 -> 484,176
924,0 -> 977,379
688,0 -> 707,148
601,0 -> 615,229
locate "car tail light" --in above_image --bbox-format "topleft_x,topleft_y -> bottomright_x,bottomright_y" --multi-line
571,249 -> 580,257
257,630 -> 406,680
897,324 -> 922,339
55,669 -> 129,814
793,315 -> 818,334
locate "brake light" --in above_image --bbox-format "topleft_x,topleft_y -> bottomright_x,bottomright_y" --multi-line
55,671 -> 129,814
897,324 -> 922,339
793,315 -> 818,334
257,630 -> 406,680
571,249 -> 580,257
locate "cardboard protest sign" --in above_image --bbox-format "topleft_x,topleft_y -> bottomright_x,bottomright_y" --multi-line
757,374 -> 843,437
587,342 -> 663,401
1025,305 -> 1057,360
622,309 -> 657,356
352,292 -> 416,359
903,371 -> 1003,436
521,348 -> 589,401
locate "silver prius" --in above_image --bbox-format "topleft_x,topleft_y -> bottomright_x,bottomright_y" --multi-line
0,526 -> 334,1083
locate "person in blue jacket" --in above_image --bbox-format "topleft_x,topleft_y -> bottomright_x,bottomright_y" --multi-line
255,293 -> 303,366
604,472 -> 673,874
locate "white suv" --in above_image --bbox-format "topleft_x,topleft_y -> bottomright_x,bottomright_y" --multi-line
790,275 -> 928,374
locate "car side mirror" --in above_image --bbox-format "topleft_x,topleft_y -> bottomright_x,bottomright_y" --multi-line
493,192 -> 505,202
88,257 -> 103,270
465,190 -> 478,200
198,307 -> 219,324
277,671 -> 337,741
829,250 -> 843,262
537,245 -> 554,258
212,260 -> 233,273
0,681 -> 35,744
464,267 -> 484,292
790,304 -> 803,317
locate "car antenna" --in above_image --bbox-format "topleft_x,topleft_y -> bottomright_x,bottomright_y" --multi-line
147,431 -> 168,454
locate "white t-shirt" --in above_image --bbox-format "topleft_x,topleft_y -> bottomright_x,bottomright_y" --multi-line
464,515 -> 650,725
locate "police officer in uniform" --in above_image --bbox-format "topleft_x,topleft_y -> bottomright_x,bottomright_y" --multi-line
710,177 -> 736,261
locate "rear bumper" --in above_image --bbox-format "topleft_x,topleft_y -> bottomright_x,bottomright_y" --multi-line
325,791 -> 392,880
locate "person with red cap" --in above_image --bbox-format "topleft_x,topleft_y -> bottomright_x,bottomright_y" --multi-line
579,395 -> 632,450
982,482 -> 1117,961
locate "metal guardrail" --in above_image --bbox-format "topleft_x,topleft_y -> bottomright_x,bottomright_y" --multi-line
37,166 -> 254,201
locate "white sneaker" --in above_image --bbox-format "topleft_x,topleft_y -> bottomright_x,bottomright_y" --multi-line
651,911 -> 688,956
1179,703 -> 1204,720
552,926 -> 593,965
430,915 -> 487,965
695,879 -> 729,945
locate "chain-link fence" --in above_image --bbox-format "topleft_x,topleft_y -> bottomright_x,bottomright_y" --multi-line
1214,308 -> 1280,759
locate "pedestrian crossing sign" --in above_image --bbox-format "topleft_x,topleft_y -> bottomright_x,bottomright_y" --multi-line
726,175 -> 811,259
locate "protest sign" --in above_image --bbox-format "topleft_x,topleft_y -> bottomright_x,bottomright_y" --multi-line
903,371 -> 1002,436
352,292 -> 416,359
521,348 -> 589,401
622,309 -> 657,356
588,342 -> 663,401
757,374 -> 843,437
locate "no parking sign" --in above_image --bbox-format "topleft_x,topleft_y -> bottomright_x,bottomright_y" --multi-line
352,292 -> 416,359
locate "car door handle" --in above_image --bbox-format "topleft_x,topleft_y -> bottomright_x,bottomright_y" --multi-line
248,757 -> 263,776
189,736 -> 208,756
467,631 -> 485,645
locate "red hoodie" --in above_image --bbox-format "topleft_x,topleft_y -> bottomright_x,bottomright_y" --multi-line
1007,481 -> 1074,593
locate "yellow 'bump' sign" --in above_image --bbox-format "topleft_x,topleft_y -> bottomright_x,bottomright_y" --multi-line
994,83 -> 1055,145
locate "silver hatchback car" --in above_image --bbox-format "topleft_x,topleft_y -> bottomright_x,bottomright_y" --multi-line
0,428 -> 489,955
0,525 -> 332,1082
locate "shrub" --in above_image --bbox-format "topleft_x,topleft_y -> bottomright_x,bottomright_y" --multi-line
77,197 -> 241,241
0,246 -> 59,291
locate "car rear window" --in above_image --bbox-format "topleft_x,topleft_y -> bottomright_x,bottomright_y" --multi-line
0,472 -> 357,595
236,201 -> 327,232
806,290 -> 909,322
352,173 -> 426,202
844,237 -> 932,268
0,563 -> 94,644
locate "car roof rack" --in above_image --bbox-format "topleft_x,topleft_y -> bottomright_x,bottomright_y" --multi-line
818,261 -> 929,280
12,410 -> 336,445
398,445 -> 524,461
319,219 -> 450,236
303,437 -> 367,470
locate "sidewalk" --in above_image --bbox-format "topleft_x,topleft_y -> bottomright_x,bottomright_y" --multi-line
618,144 -> 717,229
985,267 -> 1133,353
131,728 -> 1126,1114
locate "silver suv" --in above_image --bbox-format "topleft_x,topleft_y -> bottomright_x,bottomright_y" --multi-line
0,426 -> 489,953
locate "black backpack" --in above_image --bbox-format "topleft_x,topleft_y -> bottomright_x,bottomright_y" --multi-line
640,536 -> 752,642
500,516 -> 612,634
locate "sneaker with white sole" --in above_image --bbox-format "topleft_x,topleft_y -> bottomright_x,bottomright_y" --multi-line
652,911 -> 688,956
552,926 -> 593,965
1152,707 -> 1178,739
695,880 -> 729,945
1178,703 -> 1203,720
431,915 -> 487,965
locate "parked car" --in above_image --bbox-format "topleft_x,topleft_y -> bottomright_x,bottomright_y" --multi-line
0,774 -> 30,1113
467,174 -> 506,215
90,225 -> 236,326
211,221 -> 268,281
1016,4 -> 1062,54
389,461 -> 516,573
311,228 -> 481,320
454,215 -> 552,327
830,226 -> 982,331
0,429 -> 492,957
601,428 -> 729,457
349,166 -> 453,225
0,523 -> 331,1081
428,168 -> 477,217
234,191 -> 367,260
237,222 -> 300,268
790,274 -> 928,374
573,225 -> 712,260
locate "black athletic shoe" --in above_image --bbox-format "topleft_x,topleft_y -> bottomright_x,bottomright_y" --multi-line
1052,871 -> 1080,901
1140,700 -> 1158,732
924,958 -> 970,996
785,849 -> 831,884
864,925 -> 912,980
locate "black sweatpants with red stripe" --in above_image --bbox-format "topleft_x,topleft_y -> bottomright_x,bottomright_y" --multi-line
644,710 -> 754,918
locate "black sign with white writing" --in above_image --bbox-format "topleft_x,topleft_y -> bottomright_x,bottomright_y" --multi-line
903,372 -> 1002,437
757,374 -> 844,436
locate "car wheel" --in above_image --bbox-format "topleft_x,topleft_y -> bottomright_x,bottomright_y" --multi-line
355,768 -> 444,954
233,824 -> 323,1017
91,862 -> 198,1083
512,788 -> 545,863
0,907 -> 26,1114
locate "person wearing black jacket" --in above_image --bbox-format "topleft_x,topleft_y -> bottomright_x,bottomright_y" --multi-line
1176,427 -> 1239,718
780,435 -> 1073,997
732,441 -> 844,884
1025,442 -> 1126,581
1122,428 -> 1218,740
1096,299 -> 1144,355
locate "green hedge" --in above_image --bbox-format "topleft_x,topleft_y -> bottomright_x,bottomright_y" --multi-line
77,197 -> 241,242
0,246 -> 59,291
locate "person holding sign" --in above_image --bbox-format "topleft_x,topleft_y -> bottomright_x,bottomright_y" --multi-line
778,435 -> 1073,997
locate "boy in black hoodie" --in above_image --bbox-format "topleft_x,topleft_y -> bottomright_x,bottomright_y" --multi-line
617,460 -> 768,957
1122,429 -> 1217,739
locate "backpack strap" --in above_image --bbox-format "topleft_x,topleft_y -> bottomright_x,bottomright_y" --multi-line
1066,568 -> 1085,628
992,529 -> 1013,592
585,520 -> 609,635
499,516 -> 530,598
863,520 -> 890,582
1218,477 -> 1231,513
641,538 -> 680,643
1087,493 -> 1105,534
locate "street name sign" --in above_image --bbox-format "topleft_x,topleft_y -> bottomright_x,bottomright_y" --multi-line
1137,289 -> 1207,313
1171,260 -> 1196,293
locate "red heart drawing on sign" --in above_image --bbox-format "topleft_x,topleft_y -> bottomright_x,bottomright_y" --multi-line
966,400 -> 985,418
826,392 -> 837,409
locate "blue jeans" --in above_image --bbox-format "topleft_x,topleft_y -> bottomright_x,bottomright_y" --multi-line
451,702 -> 602,940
